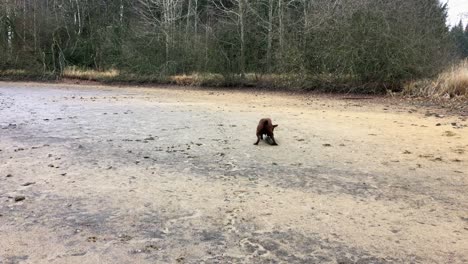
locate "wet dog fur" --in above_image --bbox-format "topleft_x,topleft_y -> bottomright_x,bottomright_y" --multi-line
254,118 -> 278,145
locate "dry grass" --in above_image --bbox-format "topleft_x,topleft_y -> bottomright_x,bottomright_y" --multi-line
63,67 -> 120,80
0,69 -> 27,75
404,60 -> 468,98
169,73 -> 226,87
62,67 -> 168,84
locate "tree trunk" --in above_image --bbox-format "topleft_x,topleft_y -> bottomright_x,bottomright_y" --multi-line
266,0 -> 274,73
239,0 -> 246,75
194,0 -> 198,34
278,0 -> 284,55
204,25 -> 209,71
75,0 -> 82,35
33,0 -> 37,51
302,0 -> 309,69
22,0 -> 26,51
6,0 -> 12,58
165,31 -> 170,66
120,0 -> 124,25
185,0 -> 192,41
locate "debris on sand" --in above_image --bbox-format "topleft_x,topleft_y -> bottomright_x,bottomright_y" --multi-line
14,196 -> 26,202
87,236 -> 97,242
443,131 -> 457,137
425,112 -> 444,118
21,182 -> 35,186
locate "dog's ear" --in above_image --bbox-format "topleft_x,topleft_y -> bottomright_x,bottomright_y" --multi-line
273,124 -> 278,129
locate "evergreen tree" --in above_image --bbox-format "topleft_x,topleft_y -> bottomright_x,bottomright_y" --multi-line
451,21 -> 468,58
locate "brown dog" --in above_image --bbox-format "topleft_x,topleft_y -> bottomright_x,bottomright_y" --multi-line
254,118 -> 278,145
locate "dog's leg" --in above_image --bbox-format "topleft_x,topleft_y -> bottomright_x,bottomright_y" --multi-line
254,136 -> 261,145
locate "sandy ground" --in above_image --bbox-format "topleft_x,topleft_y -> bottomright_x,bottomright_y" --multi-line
0,82 -> 467,264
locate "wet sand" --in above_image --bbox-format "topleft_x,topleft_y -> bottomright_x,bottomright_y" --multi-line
0,82 -> 467,263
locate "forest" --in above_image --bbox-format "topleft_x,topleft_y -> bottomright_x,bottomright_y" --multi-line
0,0 -> 467,93
1,2 -> 468,262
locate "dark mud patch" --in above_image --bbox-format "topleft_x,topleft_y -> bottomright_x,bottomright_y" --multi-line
64,139 -> 467,211
1,255 -> 29,264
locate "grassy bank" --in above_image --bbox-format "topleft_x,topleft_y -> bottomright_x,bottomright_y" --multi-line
404,60 -> 468,99
0,67 -> 385,94
0,69 -> 56,81
2,63 -> 468,99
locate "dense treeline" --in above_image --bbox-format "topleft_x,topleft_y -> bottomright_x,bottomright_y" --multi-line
451,21 -> 468,59
0,0 -> 457,91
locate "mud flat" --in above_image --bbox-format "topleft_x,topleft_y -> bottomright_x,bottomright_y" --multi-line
0,82 -> 467,263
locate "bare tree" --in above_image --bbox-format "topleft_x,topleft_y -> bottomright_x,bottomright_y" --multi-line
212,0 -> 249,74
138,0 -> 184,66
